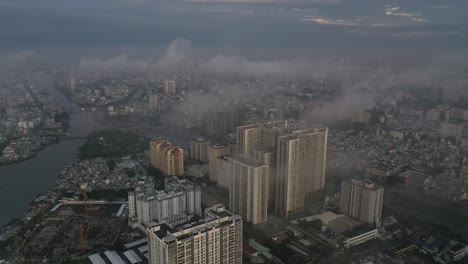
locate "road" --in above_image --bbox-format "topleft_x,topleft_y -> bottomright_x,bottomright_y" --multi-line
200,185 -> 229,208
383,184 -> 468,239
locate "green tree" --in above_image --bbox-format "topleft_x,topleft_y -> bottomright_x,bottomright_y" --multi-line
106,160 -> 117,171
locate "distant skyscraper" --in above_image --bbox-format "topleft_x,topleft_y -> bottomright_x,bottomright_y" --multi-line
205,104 -> 244,137
150,140 -> 184,176
350,111 -> 371,123
147,204 -> 243,264
425,109 -> 441,122
68,75 -> 75,93
441,123 -> 464,143
208,144 -> 234,182
205,112 -> 227,137
340,178 -> 384,225
149,94 -> 158,110
190,137 -> 209,162
164,80 -> 177,95
227,156 -> 269,225
276,128 -> 328,218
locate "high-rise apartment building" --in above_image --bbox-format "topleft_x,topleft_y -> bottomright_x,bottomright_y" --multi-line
147,204 -> 243,264
236,121 -> 288,157
236,121 -> 288,209
136,190 -> 188,225
128,177 -> 201,225
149,94 -> 158,110
190,137 -> 209,162
205,104 -> 244,137
165,177 -> 202,216
128,190 -> 136,218
68,75 -> 75,93
164,80 -> 177,95
276,128 -> 328,218
150,140 -> 184,176
441,123 -> 464,143
350,111 -> 371,123
226,156 -> 269,225
340,178 -> 384,225
236,124 -> 261,158
254,150 -> 275,209
208,144 -> 234,182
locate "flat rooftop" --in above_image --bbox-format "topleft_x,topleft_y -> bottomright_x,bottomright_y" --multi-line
341,224 -> 376,239
231,155 -> 266,168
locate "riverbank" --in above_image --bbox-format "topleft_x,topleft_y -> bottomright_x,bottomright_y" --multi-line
0,136 -> 60,166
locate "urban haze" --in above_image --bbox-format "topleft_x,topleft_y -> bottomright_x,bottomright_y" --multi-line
1,0 -> 468,264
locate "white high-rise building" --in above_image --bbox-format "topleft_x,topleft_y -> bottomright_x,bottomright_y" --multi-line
227,156 -> 269,225
136,191 -> 188,225
276,128 -> 328,218
165,177 -> 202,216
147,204 -> 243,264
128,191 -> 136,218
129,177 -> 201,225
340,178 -> 384,225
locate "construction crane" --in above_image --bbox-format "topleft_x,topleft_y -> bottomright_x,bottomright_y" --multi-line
15,235 -> 21,256
81,183 -> 91,220
79,224 -> 86,253
41,206 -> 46,224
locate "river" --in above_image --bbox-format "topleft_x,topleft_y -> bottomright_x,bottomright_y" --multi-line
0,76 -> 101,225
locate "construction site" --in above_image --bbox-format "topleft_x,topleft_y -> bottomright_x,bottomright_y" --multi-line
17,185 -> 128,264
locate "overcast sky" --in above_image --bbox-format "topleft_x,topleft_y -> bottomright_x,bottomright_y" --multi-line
0,0 -> 467,57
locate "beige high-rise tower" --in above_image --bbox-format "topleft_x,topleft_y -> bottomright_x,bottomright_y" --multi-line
227,156 -> 269,225
164,80 -> 177,95
150,140 -> 184,176
276,128 -> 328,218
340,178 -> 384,225
236,121 -> 287,159
208,144 -> 234,182
236,121 -> 288,209
236,124 -> 261,158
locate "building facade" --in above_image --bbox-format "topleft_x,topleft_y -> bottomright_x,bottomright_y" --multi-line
149,94 -> 158,110
150,140 -> 184,176
227,156 -> 269,225
276,128 -> 328,218
190,138 -> 209,162
208,144 -> 234,182
340,178 -> 384,225
129,177 -> 201,225
441,123 -> 464,143
236,121 -> 288,209
147,204 -> 243,264
164,80 -> 177,95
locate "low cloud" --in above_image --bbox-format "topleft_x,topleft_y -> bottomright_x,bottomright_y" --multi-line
302,16 -> 359,26
184,0 -> 343,3
76,54 -> 151,75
